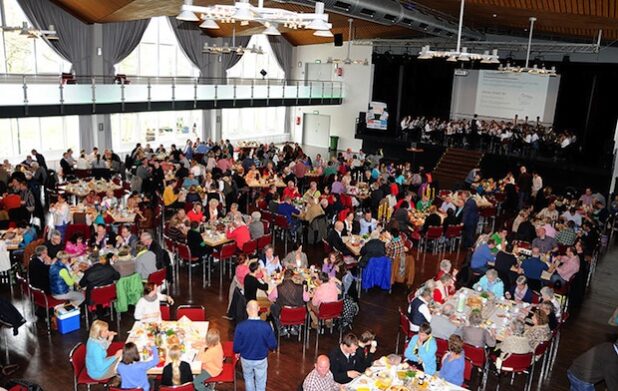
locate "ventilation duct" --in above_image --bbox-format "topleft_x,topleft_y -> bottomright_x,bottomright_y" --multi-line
279,0 -> 484,40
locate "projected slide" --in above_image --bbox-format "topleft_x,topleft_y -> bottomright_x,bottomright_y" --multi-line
475,71 -> 550,120
450,69 -> 560,124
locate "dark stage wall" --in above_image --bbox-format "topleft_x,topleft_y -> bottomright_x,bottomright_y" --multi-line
370,54 -> 618,168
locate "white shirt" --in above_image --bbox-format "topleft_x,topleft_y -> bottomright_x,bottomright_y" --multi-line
51,202 -> 70,226
76,157 -> 89,170
134,293 -> 168,322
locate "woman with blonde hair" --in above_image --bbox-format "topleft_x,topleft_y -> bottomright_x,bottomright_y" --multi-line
193,328 -> 224,390
161,344 -> 193,386
85,320 -> 122,381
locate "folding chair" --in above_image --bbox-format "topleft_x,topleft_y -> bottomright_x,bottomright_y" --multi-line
278,306 -> 308,355
176,304 -> 206,321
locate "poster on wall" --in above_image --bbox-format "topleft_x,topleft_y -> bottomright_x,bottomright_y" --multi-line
366,101 -> 389,130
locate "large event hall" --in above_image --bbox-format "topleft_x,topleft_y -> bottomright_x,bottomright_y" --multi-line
0,0 -> 617,390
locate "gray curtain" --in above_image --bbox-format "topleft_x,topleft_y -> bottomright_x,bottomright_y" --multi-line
102,19 -> 151,77
268,36 -> 294,135
17,0 -> 92,76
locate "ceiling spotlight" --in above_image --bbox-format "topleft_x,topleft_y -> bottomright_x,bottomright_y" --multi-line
233,0 -> 254,21
306,2 -> 330,30
199,19 -> 220,29
177,0 -> 200,21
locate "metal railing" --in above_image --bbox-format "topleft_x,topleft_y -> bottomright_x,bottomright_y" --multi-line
0,74 -> 344,111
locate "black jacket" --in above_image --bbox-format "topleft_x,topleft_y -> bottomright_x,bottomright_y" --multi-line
359,239 -> 386,267
79,263 -> 120,304
161,361 -> 194,386
422,213 -> 442,233
327,229 -> 351,256
28,256 -> 50,293
149,241 -> 172,283
187,229 -> 208,258
354,346 -> 375,372
328,346 -> 359,384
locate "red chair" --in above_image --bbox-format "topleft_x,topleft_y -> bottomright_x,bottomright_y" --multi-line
65,224 -> 92,243
109,388 -> 143,391
435,337 -> 449,361
204,341 -> 238,390
462,357 -> 474,389
160,302 -> 172,321
260,209 -> 273,224
417,226 -> 444,270
322,239 -> 335,255
176,304 -> 206,321
241,239 -> 258,257
395,307 -> 415,354
159,384 -> 194,391
86,283 -> 119,330
274,213 -> 293,253
257,233 -> 272,252
147,268 -> 167,286
463,343 -> 488,389
494,352 -> 534,391
212,242 -> 238,290
262,220 -> 270,234
313,300 -> 344,355
30,286 -> 65,334
69,342 -> 120,391
479,207 -> 497,232
531,340 -> 552,387
278,306 -> 308,354
444,224 -> 464,260
177,243 -> 206,297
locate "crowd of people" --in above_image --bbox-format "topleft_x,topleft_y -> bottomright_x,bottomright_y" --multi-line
1,135 -> 616,391
400,115 -> 577,159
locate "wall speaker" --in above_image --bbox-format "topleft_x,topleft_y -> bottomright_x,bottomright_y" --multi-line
334,33 -> 343,47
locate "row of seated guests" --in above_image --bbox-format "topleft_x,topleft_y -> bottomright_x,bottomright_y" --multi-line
85,318 -> 225,390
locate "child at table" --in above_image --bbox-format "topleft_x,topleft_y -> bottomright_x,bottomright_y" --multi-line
116,342 -> 159,391
161,344 -> 193,387
134,283 -> 174,322
193,328 -> 224,391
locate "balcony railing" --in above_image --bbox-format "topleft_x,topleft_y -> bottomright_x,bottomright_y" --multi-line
0,74 -> 343,115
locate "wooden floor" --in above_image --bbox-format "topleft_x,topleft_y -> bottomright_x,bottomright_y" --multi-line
1,237 -> 617,391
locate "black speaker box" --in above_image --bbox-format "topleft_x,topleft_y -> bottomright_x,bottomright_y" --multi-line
334,33 -> 343,46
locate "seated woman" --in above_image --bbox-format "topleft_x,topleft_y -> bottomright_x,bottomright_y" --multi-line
432,273 -> 455,304
134,283 -> 174,322
421,205 -> 442,233
404,322 -> 438,375
461,310 -> 496,349
505,275 -> 533,303
185,186 -> 202,205
473,269 -> 504,299
65,233 -> 88,256
435,259 -> 458,282
100,190 -> 118,210
116,342 -> 159,391
496,319 -> 532,360
187,202 -> 205,223
524,309 -> 552,351
161,344 -> 194,388
354,330 -> 377,373
439,335 -> 465,386
83,190 -> 101,207
85,320 -> 122,381
538,301 -> 558,331
192,328 -> 224,391
322,251 -> 341,279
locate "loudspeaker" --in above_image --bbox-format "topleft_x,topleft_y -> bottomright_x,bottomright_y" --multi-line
334,33 -> 343,47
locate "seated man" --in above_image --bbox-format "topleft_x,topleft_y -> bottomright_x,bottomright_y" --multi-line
303,355 -> 340,391
407,288 -> 433,333
470,239 -> 496,274
326,221 -> 353,257
430,303 -> 460,340
282,245 -> 308,269
520,246 -> 549,286
248,211 -> 265,240
473,268 -> 504,298
328,333 -> 360,384
550,246 -> 580,286
531,227 -> 558,254
28,245 -> 52,293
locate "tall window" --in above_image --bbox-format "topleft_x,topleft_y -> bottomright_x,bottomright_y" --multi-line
116,17 -> 199,77
0,116 -> 79,161
0,0 -> 71,74
222,34 -> 286,140
111,110 -> 202,152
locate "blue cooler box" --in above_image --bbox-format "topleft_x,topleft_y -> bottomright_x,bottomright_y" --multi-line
55,305 -> 81,334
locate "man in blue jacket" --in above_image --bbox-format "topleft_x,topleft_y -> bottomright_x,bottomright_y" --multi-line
234,300 -> 277,391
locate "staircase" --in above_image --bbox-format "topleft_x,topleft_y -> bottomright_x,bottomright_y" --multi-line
432,148 -> 484,189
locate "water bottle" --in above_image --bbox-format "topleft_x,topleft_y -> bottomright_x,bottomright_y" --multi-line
457,291 -> 466,313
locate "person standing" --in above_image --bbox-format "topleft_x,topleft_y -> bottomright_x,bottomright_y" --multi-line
234,300 -> 277,391
461,192 -> 479,248
568,338 -> 618,391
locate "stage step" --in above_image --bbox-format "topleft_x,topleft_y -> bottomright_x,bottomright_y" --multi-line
432,148 -> 484,190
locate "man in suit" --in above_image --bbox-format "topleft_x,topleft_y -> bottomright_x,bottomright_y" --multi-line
115,225 -> 138,256
461,192 -> 479,248
31,149 -> 47,170
327,221 -> 352,256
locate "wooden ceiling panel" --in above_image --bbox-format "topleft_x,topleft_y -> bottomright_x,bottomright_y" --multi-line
52,0 -> 618,44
